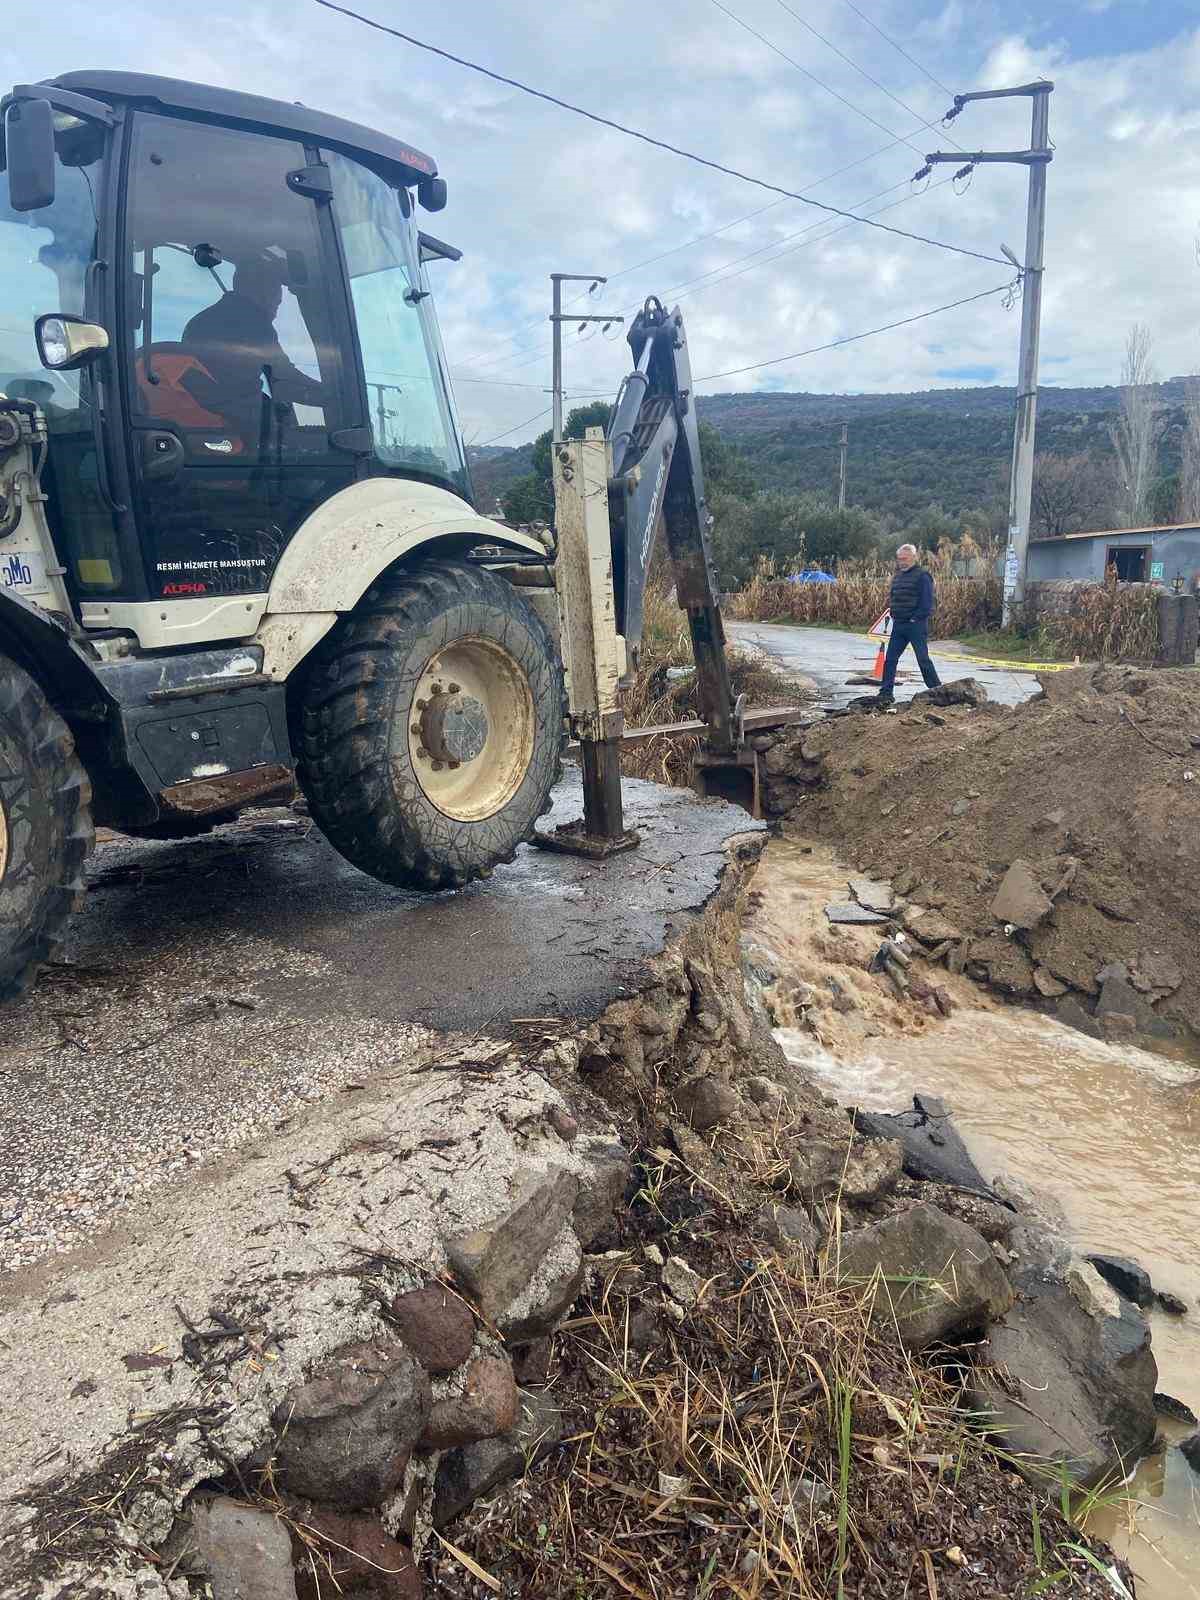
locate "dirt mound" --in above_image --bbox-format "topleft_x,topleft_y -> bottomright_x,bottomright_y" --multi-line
768,665 -> 1200,1038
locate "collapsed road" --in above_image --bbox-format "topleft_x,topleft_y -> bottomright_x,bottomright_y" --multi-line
0,774 -> 761,1274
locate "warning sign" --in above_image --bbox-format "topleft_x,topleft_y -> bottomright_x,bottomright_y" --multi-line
867,608 -> 893,638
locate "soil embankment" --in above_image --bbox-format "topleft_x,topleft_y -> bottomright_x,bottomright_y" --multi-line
763,664 -> 1200,1043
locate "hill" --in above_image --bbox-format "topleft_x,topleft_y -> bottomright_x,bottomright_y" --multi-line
467,376 -> 1195,526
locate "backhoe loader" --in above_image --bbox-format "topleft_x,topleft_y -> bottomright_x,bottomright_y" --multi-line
0,71 -> 743,1000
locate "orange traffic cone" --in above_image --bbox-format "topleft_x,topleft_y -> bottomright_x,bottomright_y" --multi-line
871,640 -> 886,682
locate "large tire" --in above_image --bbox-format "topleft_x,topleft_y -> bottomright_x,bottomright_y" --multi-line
0,656 -> 94,1001
298,560 -> 563,889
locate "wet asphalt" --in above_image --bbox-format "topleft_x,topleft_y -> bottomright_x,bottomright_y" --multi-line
728,621 -> 1042,709
0,774 -> 761,1272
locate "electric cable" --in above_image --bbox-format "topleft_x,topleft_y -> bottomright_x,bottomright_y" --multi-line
314,0 -> 1008,268
837,0 -> 955,100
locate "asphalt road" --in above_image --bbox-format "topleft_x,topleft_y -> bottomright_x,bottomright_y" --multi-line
0,774 -> 761,1273
729,621 -> 1043,709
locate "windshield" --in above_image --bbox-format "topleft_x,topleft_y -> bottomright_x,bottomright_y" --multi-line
326,152 -> 468,497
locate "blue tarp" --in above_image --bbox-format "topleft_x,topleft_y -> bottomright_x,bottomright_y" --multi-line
787,570 -> 837,584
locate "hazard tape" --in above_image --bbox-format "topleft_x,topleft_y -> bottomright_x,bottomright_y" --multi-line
858,636 -> 1076,673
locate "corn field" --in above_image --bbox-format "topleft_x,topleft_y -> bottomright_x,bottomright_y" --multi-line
1036,574 -> 1161,661
728,541 -> 1002,638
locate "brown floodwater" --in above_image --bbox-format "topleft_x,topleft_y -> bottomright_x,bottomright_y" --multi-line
749,837 -> 1200,1600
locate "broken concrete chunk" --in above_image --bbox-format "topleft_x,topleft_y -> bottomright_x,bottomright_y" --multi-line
421,1356 -> 519,1451
446,1167 -> 580,1322
675,1075 -> 743,1132
273,1338 -> 430,1508
1033,965 -> 1068,999
433,1389 -> 562,1528
390,1284 -> 475,1374
291,1507 -> 421,1600
1154,1391 -> 1198,1426
848,877 -> 894,914
965,936 -> 1036,997
190,1496 -> 297,1600
990,860 -> 1053,931
1085,1253 -> 1154,1310
837,1203 -> 1013,1350
854,1095 -> 990,1195
498,1226 -> 584,1342
825,901 -> 889,926
971,1267 -> 1157,1487
901,906 -> 962,945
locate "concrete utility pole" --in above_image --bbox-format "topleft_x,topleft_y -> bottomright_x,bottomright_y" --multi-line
550,274 -> 621,442
837,420 -> 848,510
924,80 -> 1053,626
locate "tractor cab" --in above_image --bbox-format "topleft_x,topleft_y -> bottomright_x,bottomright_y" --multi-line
0,72 -> 468,639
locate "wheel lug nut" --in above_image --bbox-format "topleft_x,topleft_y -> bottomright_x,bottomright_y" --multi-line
410,724 -> 421,736
447,683 -> 460,693
432,760 -> 444,772
416,698 -> 427,710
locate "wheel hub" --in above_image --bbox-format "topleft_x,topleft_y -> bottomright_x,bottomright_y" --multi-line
419,690 -> 489,766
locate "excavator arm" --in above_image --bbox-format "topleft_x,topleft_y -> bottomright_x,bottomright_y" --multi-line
606,297 -> 737,756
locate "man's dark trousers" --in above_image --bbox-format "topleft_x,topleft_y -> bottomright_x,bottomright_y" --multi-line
879,620 -> 941,697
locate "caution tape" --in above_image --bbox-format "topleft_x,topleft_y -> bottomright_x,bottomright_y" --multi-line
858,635 -> 1077,673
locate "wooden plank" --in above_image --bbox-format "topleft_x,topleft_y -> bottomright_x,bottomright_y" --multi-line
566,704 -> 809,753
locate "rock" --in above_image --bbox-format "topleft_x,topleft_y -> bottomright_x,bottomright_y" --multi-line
1096,972 -> 1177,1041
1036,807 -> 1067,832
1154,1392 -> 1199,1425
1033,965 -> 1068,999
549,1107 -> 579,1142
965,936 -> 1036,997
744,1075 -> 785,1109
572,1137 -> 631,1247
662,1256 -> 705,1308
627,1307 -> 661,1350
755,1204 -> 820,1257
1129,950 -> 1183,999
1181,1433 -> 1200,1474
950,798 -> 971,817
1086,1253 -> 1154,1310
837,1204 -> 1013,1350
971,1264 -> 1157,1487
498,1228 -> 584,1342
390,1285 -> 475,1374
854,1094 -> 993,1196
849,877 -> 894,913
841,1138 -> 904,1205
273,1338 -> 431,1507
291,1508 -> 421,1599
676,1075 -> 743,1132
433,1389 -> 562,1528
825,901 -> 889,926
1157,1289 -> 1189,1315
787,1141 -> 846,1203
189,1496 -> 297,1600
421,1356 -> 519,1451
446,1167 -> 579,1322
1052,995 -> 1105,1040
914,678 -> 988,707
901,907 -> 962,945
512,1338 -> 553,1388
893,867 -> 921,897
990,860 -> 1053,931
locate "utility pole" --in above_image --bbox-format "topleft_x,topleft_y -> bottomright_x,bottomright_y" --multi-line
550,274 -> 622,442
923,80 -> 1053,626
837,420 -> 848,510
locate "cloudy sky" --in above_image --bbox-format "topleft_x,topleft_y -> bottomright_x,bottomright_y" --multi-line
5,0 -> 1199,444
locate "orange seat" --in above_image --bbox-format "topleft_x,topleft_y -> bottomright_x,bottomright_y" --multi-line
135,346 -> 246,454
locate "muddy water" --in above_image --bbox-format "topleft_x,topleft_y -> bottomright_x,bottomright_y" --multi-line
749,837 -> 1200,1600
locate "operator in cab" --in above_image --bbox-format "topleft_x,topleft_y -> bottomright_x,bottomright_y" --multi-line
182,257 -> 326,439
874,543 -> 943,708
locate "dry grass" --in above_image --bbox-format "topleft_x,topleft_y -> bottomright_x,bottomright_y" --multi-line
620,582 -> 806,784
1036,578 -> 1160,662
729,544 -> 1002,640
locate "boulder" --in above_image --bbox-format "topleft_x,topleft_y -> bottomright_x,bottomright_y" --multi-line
189,1496 -> 297,1600
675,1076 -> 743,1132
290,1508 -> 421,1599
990,860 -> 1053,931
1096,971 -> 1178,1041
853,1094 -> 994,1196
433,1389 -> 562,1528
841,1138 -> 904,1205
914,678 -> 989,707
1085,1253 -> 1154,1310
572,1137 -> 631,1247
421,1356 -> 519,1451
901,907 -> 962,945
390,1285 -> 475,1374
446,1167 -> 579,1322
837,1203 -> 1013,1351
273,1338 -> 431,1507
971,1261 -> 1157,1487
787,1141 -> 846,1203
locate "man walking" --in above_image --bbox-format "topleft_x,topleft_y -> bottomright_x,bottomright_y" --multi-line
875,544 -> 942,707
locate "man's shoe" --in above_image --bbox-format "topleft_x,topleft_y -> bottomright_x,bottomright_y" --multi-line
872,693 -> 895,709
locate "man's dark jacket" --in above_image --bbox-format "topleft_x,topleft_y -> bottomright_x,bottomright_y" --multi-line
889,564 -> 934,624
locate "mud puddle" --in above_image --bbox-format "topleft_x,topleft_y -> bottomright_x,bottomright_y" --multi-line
748,836 -> 1200,1600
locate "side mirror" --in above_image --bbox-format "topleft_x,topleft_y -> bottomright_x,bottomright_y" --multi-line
36,313 -> 109,372
3,98 -> 56,212
417,175 -> 447,213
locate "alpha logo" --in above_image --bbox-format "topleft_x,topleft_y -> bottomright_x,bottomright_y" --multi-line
162,581 -> 208,596
641,450 -> 670,568
1,552 -> 35,590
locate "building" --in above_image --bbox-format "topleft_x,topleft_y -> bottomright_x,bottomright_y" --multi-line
1027,522 -> 1200,587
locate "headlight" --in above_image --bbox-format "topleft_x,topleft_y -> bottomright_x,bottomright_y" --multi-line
38,317 -> 71,369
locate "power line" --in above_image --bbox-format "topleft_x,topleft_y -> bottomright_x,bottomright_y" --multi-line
314,0 -> 1007,268
474,406 -> 552,445
709,0 -> 925,156
838,0 -> 955,99
770,0 -> 964,149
